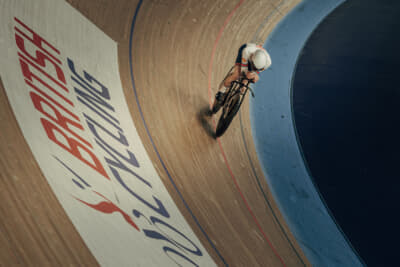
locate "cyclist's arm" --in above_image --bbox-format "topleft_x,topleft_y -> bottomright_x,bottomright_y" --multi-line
223,65 -> 240,87
245,71 -> 259,83
224,66 -> 261,87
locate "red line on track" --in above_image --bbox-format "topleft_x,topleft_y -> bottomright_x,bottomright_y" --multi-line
207,1 -> 286,266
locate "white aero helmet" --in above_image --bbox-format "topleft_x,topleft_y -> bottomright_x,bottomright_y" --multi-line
252,49 -> 271,71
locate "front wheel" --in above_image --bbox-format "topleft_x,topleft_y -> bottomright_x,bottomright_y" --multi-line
215,93 -> 241,137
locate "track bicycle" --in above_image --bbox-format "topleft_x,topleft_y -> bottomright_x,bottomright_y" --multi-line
211,76 -> 255,137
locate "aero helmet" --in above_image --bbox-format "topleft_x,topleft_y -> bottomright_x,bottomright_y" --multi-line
252,49 -> 271,70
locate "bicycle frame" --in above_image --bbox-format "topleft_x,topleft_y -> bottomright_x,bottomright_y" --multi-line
222,78 -> 254,110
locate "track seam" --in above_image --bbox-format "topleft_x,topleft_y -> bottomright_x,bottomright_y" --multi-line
208,0 -> 286,266
128,1 -> 228,266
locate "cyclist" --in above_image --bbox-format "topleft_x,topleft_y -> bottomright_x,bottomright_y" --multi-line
213,43 -> 271,110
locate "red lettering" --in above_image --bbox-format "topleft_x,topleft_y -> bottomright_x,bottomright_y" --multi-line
31,91 -> 90,147
41,118 -> 109,180
19,52 -> 68,92
26,79 -> 78,120
15,33 -> 66,84
14,17 -> 61,63
14,19 -> 110,182
14,17 -> 66,85
19,58 -> 73,106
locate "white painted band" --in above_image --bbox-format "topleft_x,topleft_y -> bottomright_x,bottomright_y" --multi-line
0,1 -> 215,266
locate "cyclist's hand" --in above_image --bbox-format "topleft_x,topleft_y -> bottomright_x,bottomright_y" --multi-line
246,71 -> 259,83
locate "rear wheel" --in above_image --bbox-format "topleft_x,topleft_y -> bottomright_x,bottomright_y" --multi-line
215,93 -> 241,137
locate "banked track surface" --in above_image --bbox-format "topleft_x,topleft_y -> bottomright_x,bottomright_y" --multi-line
0,0 -> 310,266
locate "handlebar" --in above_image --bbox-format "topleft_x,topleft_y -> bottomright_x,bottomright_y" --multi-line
231,78 -> 255,98
240,77 -> 254,84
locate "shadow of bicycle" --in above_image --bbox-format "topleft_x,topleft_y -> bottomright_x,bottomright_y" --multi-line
197,106 -> 217,139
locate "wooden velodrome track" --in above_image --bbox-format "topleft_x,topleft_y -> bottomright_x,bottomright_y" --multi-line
0,0 -> 311,266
